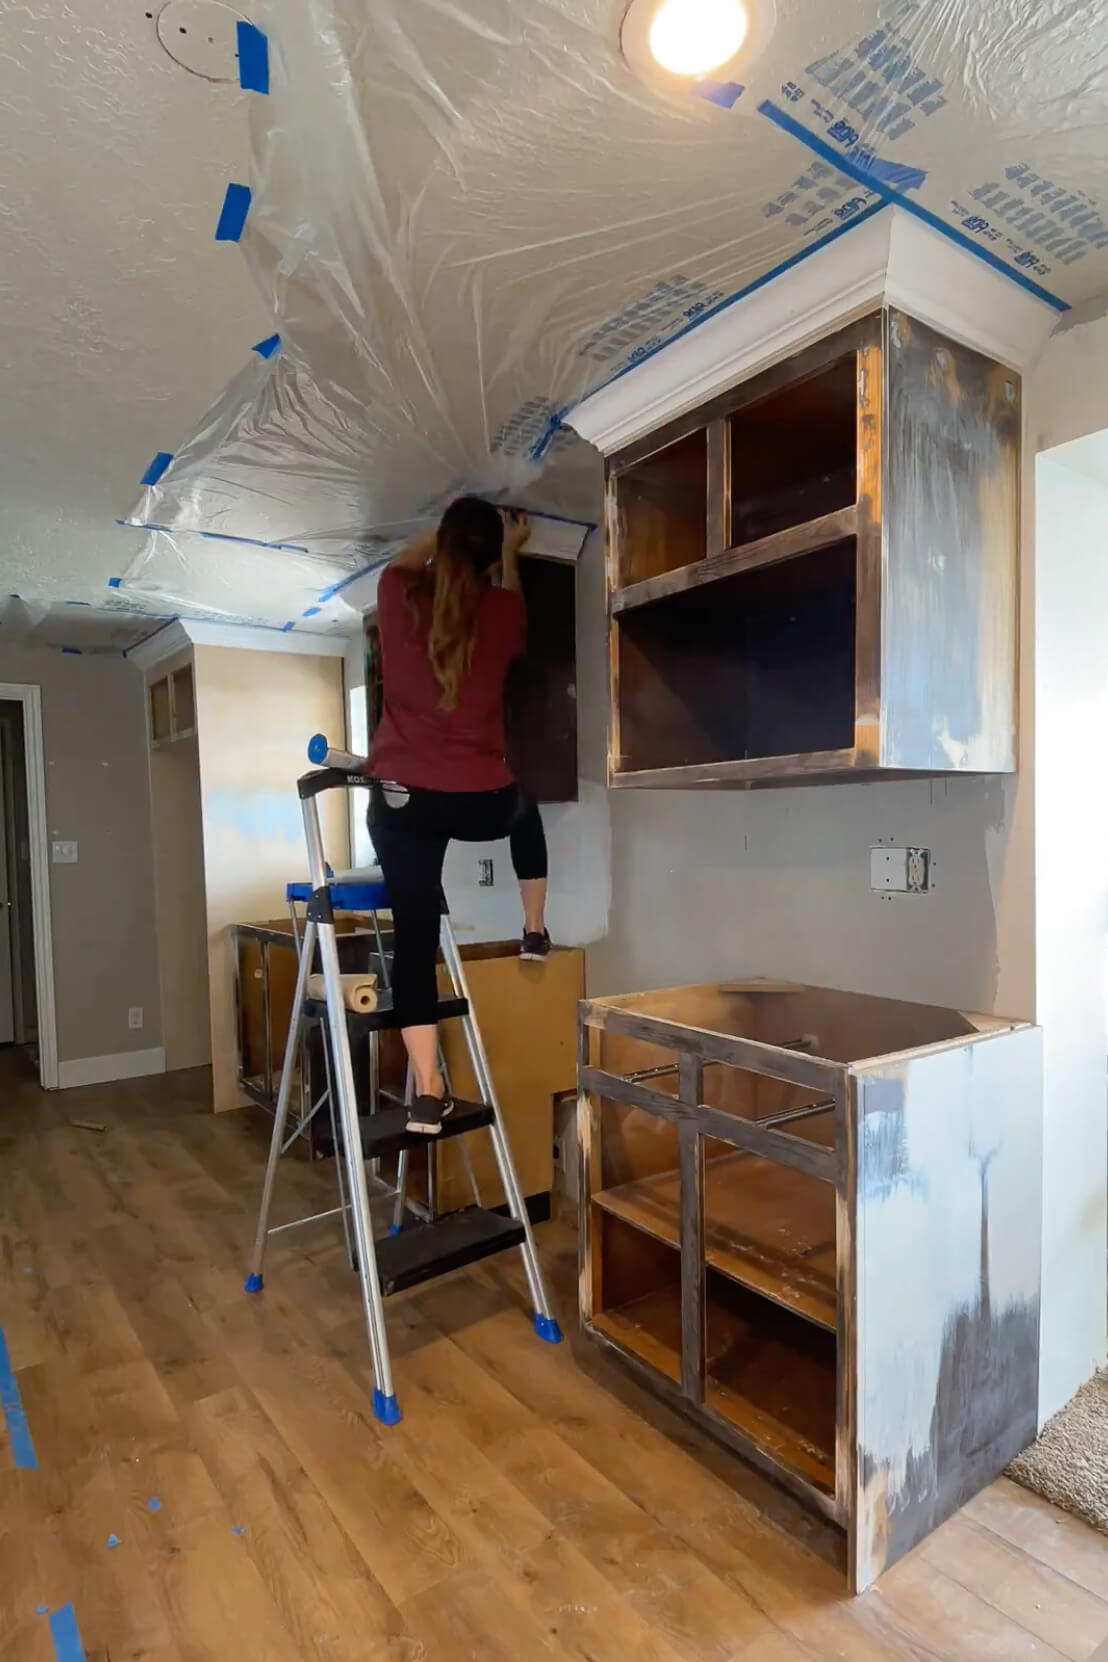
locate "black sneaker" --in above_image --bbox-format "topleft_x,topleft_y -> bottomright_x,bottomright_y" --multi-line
406,1094 -> 455,1136
520,930 -> 552,963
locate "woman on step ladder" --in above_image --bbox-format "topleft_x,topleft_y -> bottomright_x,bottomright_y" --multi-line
366,496 -> 550,1137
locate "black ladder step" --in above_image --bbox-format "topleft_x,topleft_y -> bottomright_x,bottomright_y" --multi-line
374,1207 -> 526,1297
303,987 -> 468,1034
357,1101 -> 494,1160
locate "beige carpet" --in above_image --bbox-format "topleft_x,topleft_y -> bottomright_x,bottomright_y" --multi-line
1008,1369 -> 1108,1532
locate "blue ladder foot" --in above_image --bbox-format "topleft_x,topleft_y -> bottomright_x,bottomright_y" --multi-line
533,1312 -> 563,1344
372,1389 -> 402,1426
387,1223 -> 403,1236
243,1272 -> 263,1293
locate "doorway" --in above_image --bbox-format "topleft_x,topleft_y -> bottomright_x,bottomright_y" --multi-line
0,700 -> 38,1053
0,685 -> 58,1088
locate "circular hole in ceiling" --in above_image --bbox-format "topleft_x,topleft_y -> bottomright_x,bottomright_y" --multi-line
155,0 -> 245,81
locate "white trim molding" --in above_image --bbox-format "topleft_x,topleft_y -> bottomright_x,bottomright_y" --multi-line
58,1046 -> 166,1090
0,682 -> 59,1090
567,207 -> 1059,456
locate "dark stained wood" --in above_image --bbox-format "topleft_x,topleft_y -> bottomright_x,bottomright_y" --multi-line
728,354 -> 857,548
609,313 -> 881,475
853,338 -> 883,764
705,419 -> 731,560
505,556 -> 578,805
613,427 -> 707,588
678,1056 -> 705,1404
610,505 -> 860,616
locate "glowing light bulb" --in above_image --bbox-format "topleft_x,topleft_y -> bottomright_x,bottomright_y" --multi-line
647,0 -> 748,76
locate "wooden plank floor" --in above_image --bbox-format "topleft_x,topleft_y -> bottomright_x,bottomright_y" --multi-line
2,1050 -> 1108,1661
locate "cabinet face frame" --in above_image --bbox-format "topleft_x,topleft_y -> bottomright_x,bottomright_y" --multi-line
605,313 -> 882,788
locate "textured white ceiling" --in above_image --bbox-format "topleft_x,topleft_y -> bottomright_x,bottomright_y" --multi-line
3,0 -> 1108,650
0,1 -> 270,633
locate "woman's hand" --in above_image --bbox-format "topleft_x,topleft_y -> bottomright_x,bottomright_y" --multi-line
502,509 -> 531,555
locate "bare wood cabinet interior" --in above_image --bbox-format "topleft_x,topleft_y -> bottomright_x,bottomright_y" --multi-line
606,309 -> 1020,788
578,982 -> 1042,1589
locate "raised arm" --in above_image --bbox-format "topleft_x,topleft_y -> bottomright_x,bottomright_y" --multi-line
499,509 -> 531,594
390,525 -> 438,572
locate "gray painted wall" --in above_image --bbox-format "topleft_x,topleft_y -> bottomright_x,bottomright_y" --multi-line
0,646 -> 161,1064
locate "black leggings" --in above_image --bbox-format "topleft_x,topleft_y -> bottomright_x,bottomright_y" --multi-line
368,780 -> 548,1028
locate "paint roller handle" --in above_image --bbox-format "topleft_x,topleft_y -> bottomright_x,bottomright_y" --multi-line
298,734 -> 369,799
307,733 -> 366,771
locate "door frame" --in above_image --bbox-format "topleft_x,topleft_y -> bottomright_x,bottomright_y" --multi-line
0,685 -> 58,1089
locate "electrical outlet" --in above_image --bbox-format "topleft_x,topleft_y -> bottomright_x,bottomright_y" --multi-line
477,858 -> 495,888
128,1007 -> 144,1030
870,846 -> 932,895
51,840 -> 78,864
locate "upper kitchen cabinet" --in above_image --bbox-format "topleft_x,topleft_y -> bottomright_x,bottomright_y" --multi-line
569,209 -> 1052,790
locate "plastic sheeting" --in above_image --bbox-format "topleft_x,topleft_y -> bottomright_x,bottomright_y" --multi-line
120,0 -> 1108,621
0,598 -> 170,657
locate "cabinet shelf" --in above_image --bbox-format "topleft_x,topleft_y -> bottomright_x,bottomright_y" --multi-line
593,1146 -> 837,1331
610,505 -> 859,618
592,1276 -> 836,1494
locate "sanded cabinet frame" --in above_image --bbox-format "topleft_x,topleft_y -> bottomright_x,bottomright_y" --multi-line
604,307 -> 1020,788
577,984 -> 1041,1591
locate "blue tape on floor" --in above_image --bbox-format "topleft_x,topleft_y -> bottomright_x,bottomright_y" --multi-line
252,332 -> 280,358
0,1323 -> 37,1469
215,182 -> 252,243
140,452 -> 173,487
758,100 -> 1067,312
49,1604 -> 87,1662
236,21 -> 269,93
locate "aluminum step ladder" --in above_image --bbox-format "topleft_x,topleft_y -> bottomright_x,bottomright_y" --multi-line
245,736 -> 562,1424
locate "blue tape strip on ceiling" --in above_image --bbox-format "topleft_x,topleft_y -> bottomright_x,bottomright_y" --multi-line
252,333 -> 281,358
214,183 -> 252,243
237,21 -> 270,94
140,452 -> 173,487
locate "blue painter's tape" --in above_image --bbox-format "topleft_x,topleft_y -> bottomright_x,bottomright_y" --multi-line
252,332 -> 280,359
215,182 -> 252,243
692,79 -> 743,109
758,100 -> 1067,312
848,152 -> 927,192
140,452 -> 173,487
49,1604 -> 86,1662
147,1497 -> 162,1513
301,605 -> 321,617
199,529 -> 309,553
64,600 -> 90,607
316,553 -> 392,603
236,21 -> 269,93
281,621 -> 295,632
108,578 -> 122,588
0,1323 -> 37,1470
60,647 -> 82,656
106,1534 -> 120,1549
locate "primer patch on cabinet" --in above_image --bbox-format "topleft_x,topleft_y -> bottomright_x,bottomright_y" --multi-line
853,1026 -> 1042,1585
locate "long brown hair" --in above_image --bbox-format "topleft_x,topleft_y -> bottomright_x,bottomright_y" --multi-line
410,496 -> 503,710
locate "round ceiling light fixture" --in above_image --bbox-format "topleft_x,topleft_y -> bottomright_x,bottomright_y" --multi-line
621,0 -> 776,100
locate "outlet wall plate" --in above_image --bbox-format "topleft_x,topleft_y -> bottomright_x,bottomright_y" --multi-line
51,840 -> 78,864
870,846 -> 932,895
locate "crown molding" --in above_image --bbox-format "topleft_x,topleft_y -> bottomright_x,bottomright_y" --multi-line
567,207 -> 1058,456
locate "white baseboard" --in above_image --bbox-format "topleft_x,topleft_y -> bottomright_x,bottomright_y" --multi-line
57,1047 -> 167,1089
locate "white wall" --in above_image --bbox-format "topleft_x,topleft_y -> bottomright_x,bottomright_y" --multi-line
1033,443 -> 1108,1421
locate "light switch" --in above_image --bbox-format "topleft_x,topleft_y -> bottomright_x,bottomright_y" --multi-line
52,840 -> 78,865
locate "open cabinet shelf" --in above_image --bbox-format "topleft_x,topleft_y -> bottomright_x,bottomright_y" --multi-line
590,1216 -> 837,1495
605,310 -> 1019,788
593,1140 -> 837,1330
